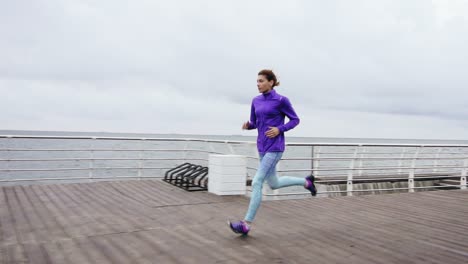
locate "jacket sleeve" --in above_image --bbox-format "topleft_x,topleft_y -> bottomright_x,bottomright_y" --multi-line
277,97 -> 300,133
248,100 -> 257,129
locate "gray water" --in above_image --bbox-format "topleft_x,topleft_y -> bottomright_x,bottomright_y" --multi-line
4,129 -> 468,144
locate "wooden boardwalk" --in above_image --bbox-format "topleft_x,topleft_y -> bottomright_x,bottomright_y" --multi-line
0,180 -> 467,264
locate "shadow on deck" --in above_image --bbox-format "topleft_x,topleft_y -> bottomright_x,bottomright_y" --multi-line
0,180 -> 467,263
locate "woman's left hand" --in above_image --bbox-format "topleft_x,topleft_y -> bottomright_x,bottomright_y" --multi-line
265,127 -> 280,138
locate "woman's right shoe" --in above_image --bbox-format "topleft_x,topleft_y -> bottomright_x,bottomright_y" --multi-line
305,175 -> 317,196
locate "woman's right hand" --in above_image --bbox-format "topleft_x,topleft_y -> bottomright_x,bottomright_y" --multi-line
242,121 -> 250,130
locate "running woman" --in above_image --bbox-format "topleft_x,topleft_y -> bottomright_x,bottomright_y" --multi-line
229,69 -> 317,236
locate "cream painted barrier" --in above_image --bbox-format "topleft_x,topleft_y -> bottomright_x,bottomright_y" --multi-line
208,154 -> 247,195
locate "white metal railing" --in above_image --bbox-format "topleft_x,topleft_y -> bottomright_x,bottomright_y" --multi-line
0,135 -> 255,183
0,135 -> 467,196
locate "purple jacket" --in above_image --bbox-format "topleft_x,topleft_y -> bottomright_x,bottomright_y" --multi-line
247,89 -> 300,154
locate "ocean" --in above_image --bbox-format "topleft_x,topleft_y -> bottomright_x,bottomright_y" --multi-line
3,129 -> 468,144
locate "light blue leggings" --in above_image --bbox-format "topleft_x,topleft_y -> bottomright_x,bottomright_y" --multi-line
244,152 -> 306,222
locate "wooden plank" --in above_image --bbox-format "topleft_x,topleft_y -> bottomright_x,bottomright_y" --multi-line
0,188 -> 18,246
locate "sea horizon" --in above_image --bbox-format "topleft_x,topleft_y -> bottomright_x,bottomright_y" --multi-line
1,129 -> 468,145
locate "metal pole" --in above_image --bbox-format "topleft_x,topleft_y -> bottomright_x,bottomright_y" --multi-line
227,142 -> 235,154
433,148 -> 442,173
313,146 -> 321,177
88,138 -> 95,182
138,140 -> 144,180
398,147 -> 407,175
347,147 -> 359,196
183,141 -> 189,162
461,159 -> 467,190
409,147 -> 421,193
6,137 -> 10,181
358,147 -> 366,177
310,145 -> 314,175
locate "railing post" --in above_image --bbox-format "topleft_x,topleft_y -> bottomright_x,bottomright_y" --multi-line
88,138 -> 95,182
6,137 -> 10,179
347,147 -> 359,196
461,159 -> 467,190
433,148 -> 442,173
138,140 -> 144,180
398,147 -> 407,175
358,147 -> 366,176
310,146 -> 314,175
409,147 -> 421,193
183,141 -> 189,162
226,142 -> 235,154
313,146 -> 321,177
208,142 -> 217,154
208,142 -> 217,168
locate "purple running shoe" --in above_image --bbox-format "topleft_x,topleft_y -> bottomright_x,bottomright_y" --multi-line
228,220 -> 250,235
305,175 -> 317,196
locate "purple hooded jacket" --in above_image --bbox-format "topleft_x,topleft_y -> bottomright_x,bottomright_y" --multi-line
247,89 -> 300,154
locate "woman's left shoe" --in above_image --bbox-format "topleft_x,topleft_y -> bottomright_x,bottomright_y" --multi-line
305,175 -> 317,196
228,220 -> 250,235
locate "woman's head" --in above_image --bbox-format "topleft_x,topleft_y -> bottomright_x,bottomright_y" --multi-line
257,69 -> 280,94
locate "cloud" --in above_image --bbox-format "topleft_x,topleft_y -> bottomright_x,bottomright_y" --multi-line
0,77 -> 250,134
1,0 -> 468,139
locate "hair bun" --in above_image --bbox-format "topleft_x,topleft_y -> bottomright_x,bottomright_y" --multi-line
258,69 -> 279,87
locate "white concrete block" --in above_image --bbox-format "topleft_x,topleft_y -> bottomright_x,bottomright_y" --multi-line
209,164 -> 246,177
211,189 -> 247,196
209,154 -> 246,166
208,154 -> 247,195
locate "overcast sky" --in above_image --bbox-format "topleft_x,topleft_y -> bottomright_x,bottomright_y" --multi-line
1,0 -> 467,140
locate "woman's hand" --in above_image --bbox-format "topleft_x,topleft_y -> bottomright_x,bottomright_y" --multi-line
242,121 -> 250,130
265,127 -> 280,138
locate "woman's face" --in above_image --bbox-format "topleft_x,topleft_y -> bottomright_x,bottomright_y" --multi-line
257,75 -> 274,94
